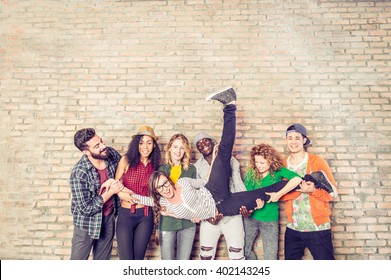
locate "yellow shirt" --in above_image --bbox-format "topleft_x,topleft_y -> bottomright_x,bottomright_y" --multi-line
169,165 -> 181,183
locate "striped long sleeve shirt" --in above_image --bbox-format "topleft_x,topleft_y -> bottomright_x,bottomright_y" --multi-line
133,177 -> 217,220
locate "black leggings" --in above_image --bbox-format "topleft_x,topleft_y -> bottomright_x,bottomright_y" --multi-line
116,207 -> 153,260
204,104 -> 299,217
216,180 -> 300,216
204,104 -> 236,203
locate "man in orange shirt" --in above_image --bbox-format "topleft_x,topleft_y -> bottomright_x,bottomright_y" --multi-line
281,124 -> 338,260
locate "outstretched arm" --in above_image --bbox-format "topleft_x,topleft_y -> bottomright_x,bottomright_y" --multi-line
117,188 -> 140,204
131,194 -> 154,207
266,176 -> 302,203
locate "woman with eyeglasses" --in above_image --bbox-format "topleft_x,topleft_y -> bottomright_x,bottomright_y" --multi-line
157,134 -> 197,260
114,126 -> 161,260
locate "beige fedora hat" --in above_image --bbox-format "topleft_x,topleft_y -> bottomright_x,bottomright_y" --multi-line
132,125 -> 158,141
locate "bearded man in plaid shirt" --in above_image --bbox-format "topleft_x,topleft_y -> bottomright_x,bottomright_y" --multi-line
70,128 -> 124,260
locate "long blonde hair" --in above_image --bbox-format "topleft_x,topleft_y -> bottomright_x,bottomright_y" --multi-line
164,133 -> 191,170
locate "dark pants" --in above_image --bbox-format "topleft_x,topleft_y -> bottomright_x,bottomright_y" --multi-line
70,211 -> 115,260
204,104 -> 236,203
284,227 -> 335,260
116,207 -> 154,260
204,104 -> 297,216
217,181 -> 291,216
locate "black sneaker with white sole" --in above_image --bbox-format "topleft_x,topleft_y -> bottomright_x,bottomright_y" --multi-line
304,170 -> 335,193
206,86 -> 237,105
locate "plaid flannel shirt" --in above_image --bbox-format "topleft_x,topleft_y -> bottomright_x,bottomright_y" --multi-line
70,146 -> 121,239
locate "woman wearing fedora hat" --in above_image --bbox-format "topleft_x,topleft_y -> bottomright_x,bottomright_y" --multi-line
114,125 -> 161,260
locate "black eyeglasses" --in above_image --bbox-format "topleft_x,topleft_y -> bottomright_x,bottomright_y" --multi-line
156,180 -> 171,193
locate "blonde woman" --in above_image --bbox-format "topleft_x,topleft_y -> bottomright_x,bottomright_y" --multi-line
158,134 -> 197,260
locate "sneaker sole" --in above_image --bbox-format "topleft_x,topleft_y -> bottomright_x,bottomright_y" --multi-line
205,85 -> 233,101
313,170 -> 336,193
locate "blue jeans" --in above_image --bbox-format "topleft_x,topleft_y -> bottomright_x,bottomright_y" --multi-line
243,217 -> 278,260
159,226 -> 196,260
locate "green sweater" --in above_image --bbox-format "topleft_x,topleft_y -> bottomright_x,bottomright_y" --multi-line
158,164 -> 197,231
244,167 -> 299,222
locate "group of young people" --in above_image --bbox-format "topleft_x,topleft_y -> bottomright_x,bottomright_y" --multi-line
69,87 -> 338,261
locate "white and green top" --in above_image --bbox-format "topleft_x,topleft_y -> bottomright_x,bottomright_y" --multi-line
286,153 -> 330,232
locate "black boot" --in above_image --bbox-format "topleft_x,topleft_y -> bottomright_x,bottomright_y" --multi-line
307,171 -> 335,193
206,86 -> 237,105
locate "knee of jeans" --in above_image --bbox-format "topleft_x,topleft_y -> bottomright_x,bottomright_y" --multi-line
200,246 -> 213,252
229,246 -> 242,253
200,246 -> 214,260
228,246 -> 244,260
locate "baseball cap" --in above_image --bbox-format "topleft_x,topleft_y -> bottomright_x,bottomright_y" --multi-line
286,123 -> 311,145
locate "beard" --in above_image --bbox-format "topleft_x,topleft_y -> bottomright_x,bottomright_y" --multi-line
90,149 -> 109,160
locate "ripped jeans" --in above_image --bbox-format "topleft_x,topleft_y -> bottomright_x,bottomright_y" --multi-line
199,215 -> 244,260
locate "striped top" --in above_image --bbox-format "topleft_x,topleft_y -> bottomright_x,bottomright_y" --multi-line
133,177 -> 216,220
161,178 -> 216,220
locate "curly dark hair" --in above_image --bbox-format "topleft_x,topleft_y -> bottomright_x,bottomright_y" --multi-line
125,134 -> 161,170
248,144 -> 284,180
74,128 -> 95,151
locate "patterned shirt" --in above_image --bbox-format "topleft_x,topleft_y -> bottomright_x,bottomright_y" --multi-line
286,153 -> 330,231
122,160 -> 154,216
70,146 -> 121,239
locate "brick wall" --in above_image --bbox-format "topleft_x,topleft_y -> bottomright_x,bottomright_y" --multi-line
0,0 -> 390,260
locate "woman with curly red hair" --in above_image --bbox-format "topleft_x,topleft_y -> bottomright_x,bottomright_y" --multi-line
243,144 -> 300,260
